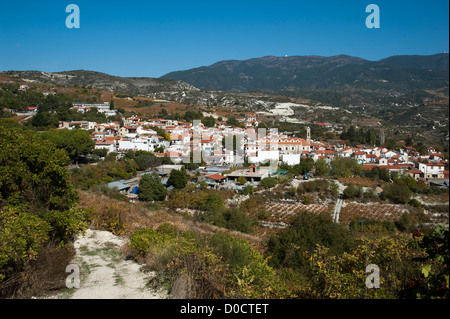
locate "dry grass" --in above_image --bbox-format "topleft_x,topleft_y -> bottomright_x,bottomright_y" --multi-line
0,242 -> 75,299
77,190 -> 264,249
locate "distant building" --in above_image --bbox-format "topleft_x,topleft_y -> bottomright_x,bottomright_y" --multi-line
225,166 -> 270,183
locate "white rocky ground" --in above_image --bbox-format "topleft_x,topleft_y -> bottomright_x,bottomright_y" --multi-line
43,229 -> 167,299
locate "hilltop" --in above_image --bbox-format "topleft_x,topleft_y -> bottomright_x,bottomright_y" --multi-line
1,70 -> 199,96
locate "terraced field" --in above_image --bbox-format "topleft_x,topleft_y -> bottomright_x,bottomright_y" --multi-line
338,177 -> 387,188
339,202 -> 409,225
256,201 -> 332,224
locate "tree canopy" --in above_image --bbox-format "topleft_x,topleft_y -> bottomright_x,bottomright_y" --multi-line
138,173 -> 167,202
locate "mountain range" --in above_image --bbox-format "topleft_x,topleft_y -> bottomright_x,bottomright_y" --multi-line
161,53 -> 449,93
2,53 -> 448,109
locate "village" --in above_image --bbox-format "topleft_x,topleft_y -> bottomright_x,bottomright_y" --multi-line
55,101 -> 449,205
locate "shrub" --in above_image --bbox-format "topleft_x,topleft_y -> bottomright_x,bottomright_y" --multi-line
242,185 -> 254,195
44,207 -> 90,246
267,211 -> 354,270
199,208 -> 255,234
0,207 -> 51,282
408,198 -> 423,208
157,223 -> 179,238
207,233 -> 274,285
199,193 -> 225,214
129,227 -> 176,256
260,177 -> 278,189
343,183 -> 363,199
223,208 -> 255,234
237,176 -> 247,185
383,182 -> 412,204
258,210 -> 269,220
168,168 -> 189,189
395,213 -> 412,232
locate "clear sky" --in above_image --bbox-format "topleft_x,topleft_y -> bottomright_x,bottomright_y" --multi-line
0,0 -> 448,78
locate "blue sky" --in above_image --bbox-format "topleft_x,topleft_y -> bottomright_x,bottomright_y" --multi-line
0,0 -> 448,77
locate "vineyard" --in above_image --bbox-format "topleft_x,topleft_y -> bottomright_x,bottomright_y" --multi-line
418,193 -> 449,204
338,177 -> 387,188
254,201 -> 332,224
338,202 -> 409,226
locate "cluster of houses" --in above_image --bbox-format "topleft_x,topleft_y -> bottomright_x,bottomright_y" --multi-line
57,106 -> 449,194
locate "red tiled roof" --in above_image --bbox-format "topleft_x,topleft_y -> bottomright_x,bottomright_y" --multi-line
205,174 -> 227,181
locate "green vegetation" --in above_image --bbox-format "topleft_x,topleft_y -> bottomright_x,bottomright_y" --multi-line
199,207 -> 255,234
0,127 -> 91,297
138,173 -> 168,202
129,224 -> 286,298
168,167 -> 189,189
340,126 -> 379,147
382,182 -> 413,204
260,177 -> 278,189
267,212 -> 355,270
39,129 -> 95,164
70,154 -> 137,190
343,183 -> 363,199
330,157 -> 363,178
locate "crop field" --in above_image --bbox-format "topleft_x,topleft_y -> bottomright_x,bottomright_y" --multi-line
256,201 -> 332,224
338,177 -> 387,188
338,202 -> 409,225
418,193 -> 449,204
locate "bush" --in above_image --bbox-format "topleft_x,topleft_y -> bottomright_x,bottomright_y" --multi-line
199,193 -> 225,214
267,211 -> 354,270
242,185 -> 254,195
258,210 -> 269,220
343,183 -> 363,199
349,218 -> 395,234
129,227 -> 177,256
44,207 -> 90,246
383,182 -> 412,204
0,207 -> 51,282
260,177 -> 278,189
168,168 -> 189,189
200,208 -> 255,234
237,176 -> 247,185
408,198 -> 423,208
395,213 -> 412,232
223,208 -> 255,234
207,233 -> 274,285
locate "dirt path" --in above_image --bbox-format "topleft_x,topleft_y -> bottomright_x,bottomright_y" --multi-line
46,229 -> 167,299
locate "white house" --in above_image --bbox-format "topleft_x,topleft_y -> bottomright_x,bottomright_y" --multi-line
418,162 -> 445,179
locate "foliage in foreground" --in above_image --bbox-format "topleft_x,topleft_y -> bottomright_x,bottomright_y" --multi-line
0,127 -> 91,297
129,223 -> 292,298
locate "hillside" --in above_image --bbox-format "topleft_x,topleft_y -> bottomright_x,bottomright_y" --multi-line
1,70 -> 199,96
161,53 -> 449,102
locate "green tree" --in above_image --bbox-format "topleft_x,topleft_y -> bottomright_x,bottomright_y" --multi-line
168,167 -> 189,189
331,157 -> 362,178
226,116 -> 242,128
382,182 -> 412,204
39,129 -> 95,164
139,173 -> 167,201
0,127 -> 78,212
314,158 -> 330,176
343,183 -> 363,199
260,177 -> 278,189
237,176 -> 247,185
203,116 -> 215,128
